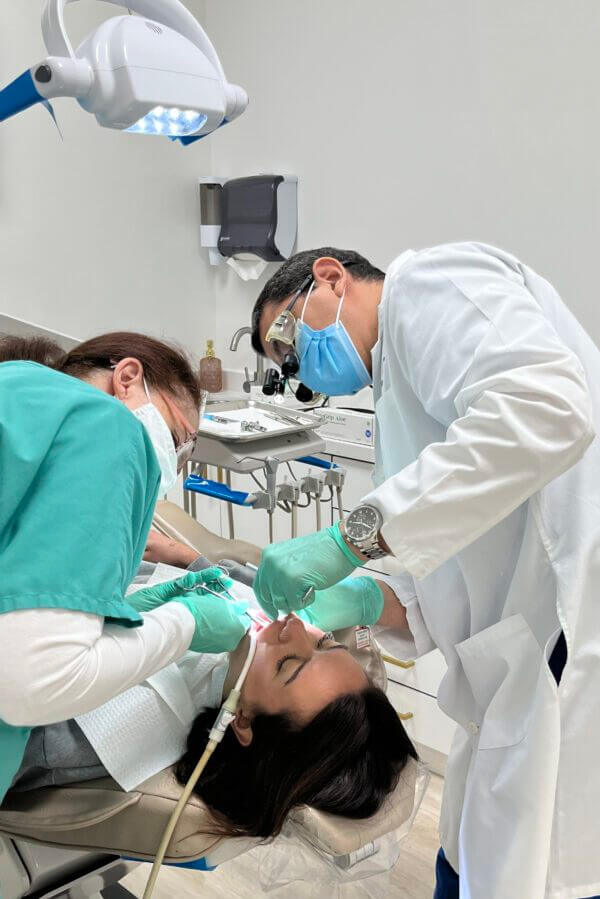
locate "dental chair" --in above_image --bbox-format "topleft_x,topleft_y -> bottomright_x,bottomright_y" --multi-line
0,630 -> 423,899
152,500 -> 262,567
0,505 -> 427,898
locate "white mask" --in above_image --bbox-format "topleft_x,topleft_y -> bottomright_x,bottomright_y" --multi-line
132,379 -> 178,494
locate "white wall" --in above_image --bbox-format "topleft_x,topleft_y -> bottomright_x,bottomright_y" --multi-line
3,2 -> 600,377
0,1 -> 216,356
202,0 -> 600,379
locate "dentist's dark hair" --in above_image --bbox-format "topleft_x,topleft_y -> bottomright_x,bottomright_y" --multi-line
177,685 -> 416,839
251,248 -> 385,355
0,332 -> 201,409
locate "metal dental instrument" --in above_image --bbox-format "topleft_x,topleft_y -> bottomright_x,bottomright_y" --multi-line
240,420 -> 268,433
262,409 -> 314,428
182,568 -> 236,604
205,413 -> 234,424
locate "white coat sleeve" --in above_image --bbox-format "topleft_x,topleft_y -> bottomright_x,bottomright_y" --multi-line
0,604 -> 195,727
371,571 -> 436,659
363,246 -> 595,580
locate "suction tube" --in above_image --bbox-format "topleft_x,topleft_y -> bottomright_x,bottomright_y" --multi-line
142,632 -> 258,899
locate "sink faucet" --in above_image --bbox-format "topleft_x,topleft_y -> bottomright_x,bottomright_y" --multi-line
229,326 -> 265,388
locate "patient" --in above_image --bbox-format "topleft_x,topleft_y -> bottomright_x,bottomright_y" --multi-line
11,532 -> 416,840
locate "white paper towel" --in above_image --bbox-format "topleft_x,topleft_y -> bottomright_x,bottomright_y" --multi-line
226,255 -> 268,280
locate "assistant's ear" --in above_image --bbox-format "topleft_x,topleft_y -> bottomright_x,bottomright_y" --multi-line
231,710 -> 254,747
312,257 -> 347,298
111,357 -> 145,401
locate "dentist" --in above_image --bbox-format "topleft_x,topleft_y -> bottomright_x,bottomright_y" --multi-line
251,243 -> 600,899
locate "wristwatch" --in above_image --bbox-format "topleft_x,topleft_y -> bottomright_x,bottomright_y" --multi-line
343,504 -> 387,561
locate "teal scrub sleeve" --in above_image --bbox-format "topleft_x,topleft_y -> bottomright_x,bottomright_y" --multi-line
0,719 -> 30,804
0,362 -> 161,625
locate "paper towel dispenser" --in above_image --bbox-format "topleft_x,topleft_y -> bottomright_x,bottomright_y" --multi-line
199,175 -> 297,266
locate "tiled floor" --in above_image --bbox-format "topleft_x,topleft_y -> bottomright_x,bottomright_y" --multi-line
120,775 -> 442,898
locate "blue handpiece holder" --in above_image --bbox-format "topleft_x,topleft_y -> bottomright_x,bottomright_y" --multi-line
184,475 -> 252,506
296,456 -> 339,470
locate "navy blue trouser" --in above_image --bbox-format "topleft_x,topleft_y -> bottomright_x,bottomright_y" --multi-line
433,849 -> 600,899
434,634 -> 599,898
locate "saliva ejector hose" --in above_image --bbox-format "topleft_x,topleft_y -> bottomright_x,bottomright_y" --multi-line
142,631 -> 257,899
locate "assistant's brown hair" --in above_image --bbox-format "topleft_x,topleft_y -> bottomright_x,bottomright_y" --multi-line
0,332 -> 201,407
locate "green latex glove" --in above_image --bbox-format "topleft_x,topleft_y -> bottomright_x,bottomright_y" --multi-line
254,523 -> 364,620
296,576 -> 384,633
173,592 -> 250,653
128,568 -> 233,614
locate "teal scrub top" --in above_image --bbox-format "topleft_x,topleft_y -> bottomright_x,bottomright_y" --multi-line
0,361 -> 161,800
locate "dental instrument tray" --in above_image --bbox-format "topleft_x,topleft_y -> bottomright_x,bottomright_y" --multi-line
199,399 -> 322,443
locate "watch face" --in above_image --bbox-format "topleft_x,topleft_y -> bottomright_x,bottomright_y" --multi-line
347,506 -> 380,540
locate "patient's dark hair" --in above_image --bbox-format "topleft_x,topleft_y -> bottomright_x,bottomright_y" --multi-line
0,332 -> 201,408
176,685 -> 416,839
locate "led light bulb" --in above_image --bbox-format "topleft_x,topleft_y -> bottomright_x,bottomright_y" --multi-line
126,106 -> 208,137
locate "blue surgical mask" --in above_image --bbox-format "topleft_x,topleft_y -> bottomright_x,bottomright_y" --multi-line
296,283 -> 372,396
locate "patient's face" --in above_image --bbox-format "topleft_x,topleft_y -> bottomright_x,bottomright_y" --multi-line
240,615 -> 368,724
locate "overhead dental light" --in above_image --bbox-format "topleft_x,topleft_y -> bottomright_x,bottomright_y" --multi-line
0,0 -> 248,144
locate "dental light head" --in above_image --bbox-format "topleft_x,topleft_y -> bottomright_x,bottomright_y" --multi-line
0,0 -> 248,144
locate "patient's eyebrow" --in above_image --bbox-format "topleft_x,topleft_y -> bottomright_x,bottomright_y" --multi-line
284,645 -> 349,686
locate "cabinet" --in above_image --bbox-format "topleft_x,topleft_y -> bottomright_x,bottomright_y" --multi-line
386,681 -> 456,773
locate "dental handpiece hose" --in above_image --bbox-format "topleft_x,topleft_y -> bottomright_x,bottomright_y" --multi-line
142,632 -> 258,899
336,486 -> 344,521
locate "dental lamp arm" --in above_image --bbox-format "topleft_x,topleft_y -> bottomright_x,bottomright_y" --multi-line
43,0 -> 223,76
0,58 -> 92,123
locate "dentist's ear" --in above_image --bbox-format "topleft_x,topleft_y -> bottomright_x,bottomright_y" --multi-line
231,710 -> 254,747
312,257 -> 347,297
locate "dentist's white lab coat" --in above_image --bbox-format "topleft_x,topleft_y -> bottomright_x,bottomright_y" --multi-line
363,243 -> 599,899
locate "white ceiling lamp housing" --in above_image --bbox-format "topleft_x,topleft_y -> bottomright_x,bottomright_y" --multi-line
0,0 -> 248,144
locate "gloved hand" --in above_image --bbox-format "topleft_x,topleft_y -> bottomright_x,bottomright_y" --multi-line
254,524 -> 364,620
296,576 -> 384,633
173,592 -> 250,653
128,568 -> 233,614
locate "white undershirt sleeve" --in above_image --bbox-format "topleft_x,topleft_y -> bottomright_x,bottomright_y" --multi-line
0,604 -> 195,727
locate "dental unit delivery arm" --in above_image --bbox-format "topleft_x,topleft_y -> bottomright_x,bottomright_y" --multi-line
0,604 -> 194,727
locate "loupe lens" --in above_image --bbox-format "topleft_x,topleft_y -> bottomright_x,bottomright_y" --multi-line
262,368 -> 280,396
295,383 -> 314,403
281,351 -> 299,378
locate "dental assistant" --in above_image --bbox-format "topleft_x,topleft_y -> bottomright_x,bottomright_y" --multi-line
0,333 -> 248,804
251,243 -> 600,899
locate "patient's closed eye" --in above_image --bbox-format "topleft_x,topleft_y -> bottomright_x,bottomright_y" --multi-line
276,654 -> 301,675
